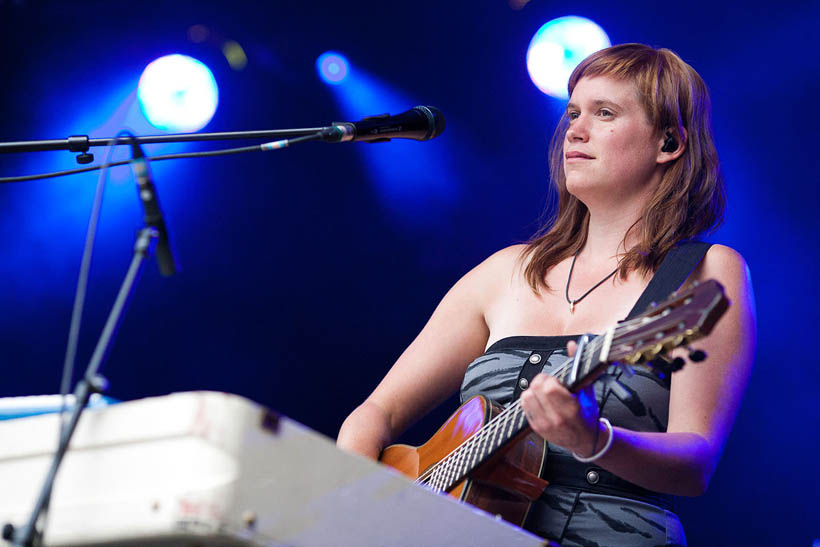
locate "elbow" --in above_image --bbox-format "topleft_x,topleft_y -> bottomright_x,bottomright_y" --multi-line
668,435 -> 720,497
678,469 -> 711,497
676,452 -> 718,497
336,399 -> 396,459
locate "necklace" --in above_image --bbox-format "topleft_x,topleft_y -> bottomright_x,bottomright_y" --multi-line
565,251 -> 619,313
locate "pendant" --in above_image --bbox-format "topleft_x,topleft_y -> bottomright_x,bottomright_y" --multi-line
570,301 -> 575,313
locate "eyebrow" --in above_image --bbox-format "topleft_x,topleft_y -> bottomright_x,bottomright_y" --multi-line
566,99 -> 624,111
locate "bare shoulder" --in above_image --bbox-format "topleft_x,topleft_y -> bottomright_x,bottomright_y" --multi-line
465,244 -> 529,285
693,244 -> 753,292
482,243 -> 529,267
700,244 -> 749,274
444,244 -> 531,322
690,243 -> 756,337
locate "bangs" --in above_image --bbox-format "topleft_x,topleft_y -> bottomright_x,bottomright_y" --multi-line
567,45 -> 684,129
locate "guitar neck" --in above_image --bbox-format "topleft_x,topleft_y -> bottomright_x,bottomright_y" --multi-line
427,333 -> 612,493
425,398 -> 529,494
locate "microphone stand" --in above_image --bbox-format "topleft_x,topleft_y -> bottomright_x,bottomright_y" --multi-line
0,120 -> 362,545
5,227 -> 157,547
0,128 -> 326,165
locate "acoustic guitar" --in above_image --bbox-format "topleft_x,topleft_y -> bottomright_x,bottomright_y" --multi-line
380,279 -> 729,527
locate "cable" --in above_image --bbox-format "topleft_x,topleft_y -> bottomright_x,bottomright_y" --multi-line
56,130 -> 325,414
44,131 -> 134,547
59,133 -> 133,407
5,129 -> 325,546
0,132 -> 325,184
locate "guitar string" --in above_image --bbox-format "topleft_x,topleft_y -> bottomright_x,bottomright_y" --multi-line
418,291 -> 705,489
418,331 -> 611,488
417,334 -> 605,488
415,309 -> 689,488
418,328 -> 628,488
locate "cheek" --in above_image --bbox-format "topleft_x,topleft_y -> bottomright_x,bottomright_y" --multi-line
605,131 -> 656,171
608,130 -> 635,154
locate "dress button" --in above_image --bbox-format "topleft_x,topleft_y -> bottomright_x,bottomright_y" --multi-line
518,378 -> 529,390
528,353 -> 542,364
586,470 -> 600,485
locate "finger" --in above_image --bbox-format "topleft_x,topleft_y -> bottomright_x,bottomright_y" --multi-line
520,386 -> 549,423
567,340 -> 578,357
528,375 -> 579,422
533,374 -> 575,402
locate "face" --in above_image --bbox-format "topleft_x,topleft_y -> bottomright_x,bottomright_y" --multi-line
563,76 -> 663,203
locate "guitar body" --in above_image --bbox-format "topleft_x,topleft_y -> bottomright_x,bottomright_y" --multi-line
380,395 -> 549,527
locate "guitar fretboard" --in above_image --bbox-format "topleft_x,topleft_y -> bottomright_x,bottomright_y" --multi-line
421,331 -> 611,493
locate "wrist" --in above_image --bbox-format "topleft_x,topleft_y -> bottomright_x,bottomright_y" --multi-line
573,418 -> 614,463
572,417 -> 602,457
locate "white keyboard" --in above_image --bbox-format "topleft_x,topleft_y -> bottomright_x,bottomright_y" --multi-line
0,392 -> 545,546
0,393 -> 114,421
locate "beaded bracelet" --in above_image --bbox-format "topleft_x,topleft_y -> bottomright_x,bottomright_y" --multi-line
572,417 -> 614,463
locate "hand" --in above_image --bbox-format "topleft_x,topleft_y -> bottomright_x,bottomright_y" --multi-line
519,340 -> 602,456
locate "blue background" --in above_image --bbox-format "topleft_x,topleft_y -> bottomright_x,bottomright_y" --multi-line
1,1 -> 818,544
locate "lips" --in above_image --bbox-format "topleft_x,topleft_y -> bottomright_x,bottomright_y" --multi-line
565,151 -> 594,159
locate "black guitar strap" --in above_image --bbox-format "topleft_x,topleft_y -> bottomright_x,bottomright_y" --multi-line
595,240 -> 712,413
511,242 -> 714,516
624,241 -> 713,321
510,242 -> 712,404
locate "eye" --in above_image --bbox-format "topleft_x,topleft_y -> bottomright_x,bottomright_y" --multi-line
598,108 -> 614,117
567,111 -> 580,120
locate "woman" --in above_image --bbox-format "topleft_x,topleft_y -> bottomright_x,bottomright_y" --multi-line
337,44 -> 755,545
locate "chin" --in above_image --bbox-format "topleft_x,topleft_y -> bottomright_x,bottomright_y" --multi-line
564,177 -> 601,201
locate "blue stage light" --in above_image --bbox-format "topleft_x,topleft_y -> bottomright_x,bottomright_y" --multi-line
526,16 -> 610,99
324,68 -> 458,229
316,52 -> 349,85
137,54 -> 219,132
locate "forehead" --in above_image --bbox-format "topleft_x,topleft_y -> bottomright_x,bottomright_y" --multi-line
568,75 -> 641,107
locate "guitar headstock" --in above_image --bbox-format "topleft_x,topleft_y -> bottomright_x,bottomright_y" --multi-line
607,279 -> 730,370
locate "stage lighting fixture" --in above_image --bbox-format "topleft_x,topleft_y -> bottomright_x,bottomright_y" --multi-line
316,52 -> 349,85
137,54 -> 219,132
526,16 -> 610,99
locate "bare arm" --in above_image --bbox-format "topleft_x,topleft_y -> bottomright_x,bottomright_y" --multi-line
521,244 -> 756,496
336,247 -> 521,459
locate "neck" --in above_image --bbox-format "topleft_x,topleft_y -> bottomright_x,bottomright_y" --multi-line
578,184 -> 654,263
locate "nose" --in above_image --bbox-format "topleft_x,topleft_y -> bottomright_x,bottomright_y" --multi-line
566,114 -> 589,143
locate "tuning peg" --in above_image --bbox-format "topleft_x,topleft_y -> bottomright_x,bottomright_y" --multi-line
626,352 -> 644,365
688,348 -> 707,362
643,343 -> 665,361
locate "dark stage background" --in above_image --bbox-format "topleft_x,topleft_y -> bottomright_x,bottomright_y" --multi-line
1,1 -> 818,545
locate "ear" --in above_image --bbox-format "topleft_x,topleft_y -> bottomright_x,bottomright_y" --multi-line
657,127 -> 687,164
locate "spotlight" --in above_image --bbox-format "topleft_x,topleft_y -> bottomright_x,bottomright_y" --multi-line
526,16 -> 610,99
137,54 -> 219,132
316,52 -> 349,85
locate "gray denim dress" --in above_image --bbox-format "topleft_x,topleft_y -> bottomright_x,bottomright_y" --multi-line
460,336 -> 687,546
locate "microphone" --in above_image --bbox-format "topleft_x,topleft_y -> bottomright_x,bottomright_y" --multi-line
130,142 -> 177,276
322,105 -> 445,143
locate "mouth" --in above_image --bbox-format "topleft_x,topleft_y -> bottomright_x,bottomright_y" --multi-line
565,151 -> 594,160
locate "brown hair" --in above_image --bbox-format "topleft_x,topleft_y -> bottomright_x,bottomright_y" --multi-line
522,43 -> 725,292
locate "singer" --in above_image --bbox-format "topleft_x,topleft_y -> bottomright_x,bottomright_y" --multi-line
337,44 -> 755,546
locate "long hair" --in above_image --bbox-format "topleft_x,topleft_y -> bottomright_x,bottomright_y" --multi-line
522,43 -> 725,292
